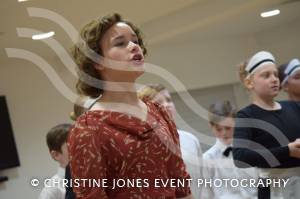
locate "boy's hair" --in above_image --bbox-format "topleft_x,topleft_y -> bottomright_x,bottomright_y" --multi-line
278,63 -> 288,84
208,101 -> 236,125
46,124 -> 72,152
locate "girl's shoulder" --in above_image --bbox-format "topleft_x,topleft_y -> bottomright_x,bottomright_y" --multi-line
237,104 -> 257,117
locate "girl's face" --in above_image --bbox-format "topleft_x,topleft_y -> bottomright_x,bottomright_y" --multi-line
247,63 -> 280,99
284,70 -> 300,97
98,22 -> 145,82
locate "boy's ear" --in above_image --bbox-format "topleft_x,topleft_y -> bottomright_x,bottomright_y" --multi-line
282,83 -> 289,92
209,122 -> 215,129
50,150 -> 60,161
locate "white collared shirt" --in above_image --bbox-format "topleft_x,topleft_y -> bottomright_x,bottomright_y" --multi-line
38,167 -> 66,199
178,129 -> 202,199
202,139 -> 258,199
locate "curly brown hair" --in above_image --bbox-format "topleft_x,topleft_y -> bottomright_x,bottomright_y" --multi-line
72,13 -> 147,98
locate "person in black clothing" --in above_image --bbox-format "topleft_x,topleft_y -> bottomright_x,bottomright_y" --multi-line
232,51 -> 300,199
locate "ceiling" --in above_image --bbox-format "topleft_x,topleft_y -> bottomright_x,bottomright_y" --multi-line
1,0 -> 300,65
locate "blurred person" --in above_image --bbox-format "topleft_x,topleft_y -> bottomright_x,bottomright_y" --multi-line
202,101 -> 257,199
278,58 -> 300,101
39,124 -> 72,199
138,84 -> 202,199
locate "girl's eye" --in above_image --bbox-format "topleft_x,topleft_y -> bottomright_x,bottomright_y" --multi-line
292,74 -> 300,79
115,42 -> 125,46
133,40 -> 139,44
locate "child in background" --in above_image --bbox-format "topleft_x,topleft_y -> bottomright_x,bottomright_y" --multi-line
138,84 -> 202,199
233,51 -> 300,199
278,58 -> 300,101
39,123 -> 72,199
202,101 -> 257,199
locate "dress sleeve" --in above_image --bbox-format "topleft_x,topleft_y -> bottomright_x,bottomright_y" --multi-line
68,123 -> 109,199
233,111 -> 290,168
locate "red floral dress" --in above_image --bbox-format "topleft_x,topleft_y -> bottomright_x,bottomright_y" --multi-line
68,99 -> 191,199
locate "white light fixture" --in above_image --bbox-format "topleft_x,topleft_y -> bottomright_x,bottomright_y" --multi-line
18,0 -> 29,2
32,31 -> 55,40
260,9 -> 280,18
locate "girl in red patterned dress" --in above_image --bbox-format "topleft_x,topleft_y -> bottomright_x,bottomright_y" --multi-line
68,13 -> 193,199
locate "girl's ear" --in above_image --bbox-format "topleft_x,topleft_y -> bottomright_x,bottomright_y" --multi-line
94,63 -> 105,71
244,77 -> 254,90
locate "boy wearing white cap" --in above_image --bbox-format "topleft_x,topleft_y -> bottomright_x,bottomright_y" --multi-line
233,51 -> 300,199
279,58 -> 300,101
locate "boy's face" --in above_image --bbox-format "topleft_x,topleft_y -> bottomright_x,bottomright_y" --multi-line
153,89 -> 176,119
285,70 -> 300,97
210,117 -> 235,146
51,142 -> 69,168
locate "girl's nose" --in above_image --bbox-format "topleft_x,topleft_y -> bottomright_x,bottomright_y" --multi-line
128,41 -> 139,52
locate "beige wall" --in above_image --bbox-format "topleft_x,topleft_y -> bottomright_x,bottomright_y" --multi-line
0,58 -> 75,198
0,10 -> 299,199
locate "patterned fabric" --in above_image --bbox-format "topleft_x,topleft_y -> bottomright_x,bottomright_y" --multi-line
68,99 -> 191,199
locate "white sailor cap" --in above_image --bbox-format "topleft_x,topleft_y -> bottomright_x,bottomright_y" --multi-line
246,51 -> 276,74
281,58 -> 300,85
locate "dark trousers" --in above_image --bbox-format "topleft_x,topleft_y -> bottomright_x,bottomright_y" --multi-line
258,178 -> 270,199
